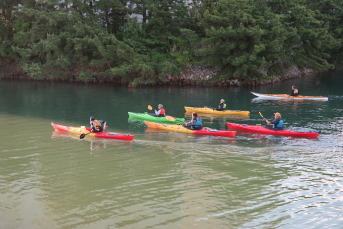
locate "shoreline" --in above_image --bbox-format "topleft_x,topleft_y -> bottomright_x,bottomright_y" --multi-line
0,65 -> 317,87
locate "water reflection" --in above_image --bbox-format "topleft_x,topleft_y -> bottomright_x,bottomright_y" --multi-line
1,70 -> 343,228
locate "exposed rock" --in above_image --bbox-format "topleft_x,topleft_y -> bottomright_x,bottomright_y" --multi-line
0,58 -> 316,87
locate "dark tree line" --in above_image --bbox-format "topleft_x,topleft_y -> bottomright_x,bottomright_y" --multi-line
0,0 -> 342,84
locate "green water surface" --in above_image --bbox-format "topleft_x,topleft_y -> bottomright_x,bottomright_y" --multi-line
0,71 -> 342,229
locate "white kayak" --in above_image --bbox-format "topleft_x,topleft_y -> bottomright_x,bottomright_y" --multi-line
251,92 -> 328,101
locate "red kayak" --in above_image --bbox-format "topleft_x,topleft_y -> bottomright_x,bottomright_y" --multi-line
226,122 -> 320,138
51,123 -> 134,141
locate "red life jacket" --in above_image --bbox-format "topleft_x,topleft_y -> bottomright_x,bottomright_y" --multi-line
160,108 -> 166,115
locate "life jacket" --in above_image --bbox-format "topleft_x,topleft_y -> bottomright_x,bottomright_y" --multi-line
194,118 -> 202,128
92,119 -> 102,132
159,108 -> 166,115
218,103 -> 227,109
276,120 -> 284,128
292,89 -> 299,96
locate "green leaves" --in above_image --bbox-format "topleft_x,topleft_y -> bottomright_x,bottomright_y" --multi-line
194,0 -> 341,80
1,0 -> 342,83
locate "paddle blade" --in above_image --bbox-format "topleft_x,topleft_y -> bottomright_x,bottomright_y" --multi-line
148,105 -> 153,110
165,115 -> 176,121
80,133 -> 86,139
258,112 -> 264,119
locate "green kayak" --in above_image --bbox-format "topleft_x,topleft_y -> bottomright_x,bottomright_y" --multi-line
128,112 -> 185,124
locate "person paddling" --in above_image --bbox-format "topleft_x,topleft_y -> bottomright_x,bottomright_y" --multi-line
154,104 -> 166,117
290,85 -> 300,96
264,112 -> 284,130
90,116 -> 103,133
215,99 -> 227,111
184,112 -> 202,130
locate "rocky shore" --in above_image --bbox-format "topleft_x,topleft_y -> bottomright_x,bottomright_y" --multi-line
0,59 -> 314,87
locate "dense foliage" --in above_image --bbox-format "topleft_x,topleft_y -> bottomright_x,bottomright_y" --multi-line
0,0 -> 342,84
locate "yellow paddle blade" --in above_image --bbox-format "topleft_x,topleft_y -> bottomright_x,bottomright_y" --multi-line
258,112 -> 264,119
148,105 -> 153,110
165,115 -> 176,121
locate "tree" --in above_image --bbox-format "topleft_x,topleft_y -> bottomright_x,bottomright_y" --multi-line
196,0 -> 290,79
12,0 -> 143,81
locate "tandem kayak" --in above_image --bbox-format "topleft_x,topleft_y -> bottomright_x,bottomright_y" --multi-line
51,123 -> 134,141
144,121 -> 236,137
184,106 -> 250,116
226,122 -> 320,138
251,92 -> 328,101
128,112 -> 184,124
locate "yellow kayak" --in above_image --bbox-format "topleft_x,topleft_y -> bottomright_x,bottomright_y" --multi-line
144,121 -> 236,137
184,106 -> 250,116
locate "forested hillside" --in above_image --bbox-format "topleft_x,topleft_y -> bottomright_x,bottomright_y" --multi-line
1,0 -> 342,85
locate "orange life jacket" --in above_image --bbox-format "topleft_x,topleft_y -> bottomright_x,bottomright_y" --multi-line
92,120 -> 102,131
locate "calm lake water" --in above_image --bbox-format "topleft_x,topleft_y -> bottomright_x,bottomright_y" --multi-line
0,71 -> 342,229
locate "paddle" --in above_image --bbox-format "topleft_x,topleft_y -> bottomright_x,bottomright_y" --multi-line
258,112 -> 266,120
80,132 -> 91,139
259,112 -> 272,125
147,105 -> 176,121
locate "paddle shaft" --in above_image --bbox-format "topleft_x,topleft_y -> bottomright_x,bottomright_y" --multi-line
259,112 -> 266,120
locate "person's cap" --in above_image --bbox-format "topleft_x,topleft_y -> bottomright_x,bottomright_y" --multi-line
220,99 -> 225,102
90,116 -> 95,121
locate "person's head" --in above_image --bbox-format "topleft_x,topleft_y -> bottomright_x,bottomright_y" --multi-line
158,104 -> 163,109
274,112 -> 282,119
90,116 -> 95,121
292,85 -> 296,89
192,112 -> 198,118
220,99 -> 225,103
